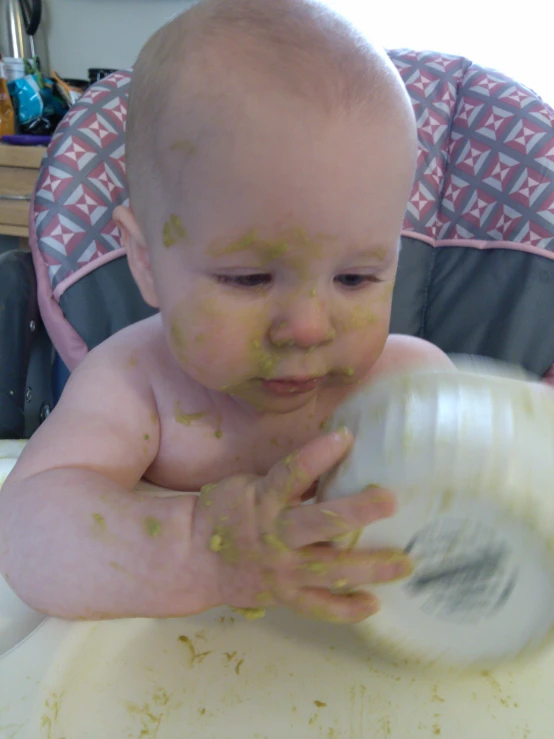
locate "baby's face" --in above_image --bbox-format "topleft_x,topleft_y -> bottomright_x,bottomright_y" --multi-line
145,95 -> 414,413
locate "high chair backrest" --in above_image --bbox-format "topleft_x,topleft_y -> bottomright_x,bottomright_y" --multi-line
29,50 -> 554,377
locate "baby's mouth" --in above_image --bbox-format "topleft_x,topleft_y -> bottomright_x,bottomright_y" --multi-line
261,376 -> 325,395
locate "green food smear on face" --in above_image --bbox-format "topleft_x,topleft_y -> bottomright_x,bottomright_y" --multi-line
257,239 -> 289,265
163,214 -> 188,248
214,429 -> 223,439
143,433 -> 150,441
210,227 -> 323,281
209,533 -> 223,551
170,322 -> 187,359
273,337 -> 296,348
163,221 -> 176,248
144,517 -> 162,538
250,338 -> 278,378
215,229 -> 258,256
170,139 -> 196,155
339,305 -> 377,331
170,214 -> 187,239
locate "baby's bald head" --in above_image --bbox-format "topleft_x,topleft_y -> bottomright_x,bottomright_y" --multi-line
125,0 -> 416,235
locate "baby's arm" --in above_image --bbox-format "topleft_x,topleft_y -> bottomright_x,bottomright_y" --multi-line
0,339 -> 220,620
0,333 -> 419,623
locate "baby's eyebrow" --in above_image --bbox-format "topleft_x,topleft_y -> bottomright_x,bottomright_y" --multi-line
356,247 -> 393,263
208,228 -> 326,261
209,229 -> 261,257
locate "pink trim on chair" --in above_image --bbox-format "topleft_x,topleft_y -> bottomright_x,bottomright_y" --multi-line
401,230 -> 554,261
542,364 -> 554,387
28,193 -> 89,372
53,249 -> 126,301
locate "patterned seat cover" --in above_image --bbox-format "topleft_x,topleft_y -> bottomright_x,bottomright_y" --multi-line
29,50 -> 554,374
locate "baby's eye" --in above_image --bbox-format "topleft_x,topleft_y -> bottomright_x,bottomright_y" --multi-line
215,274 -> 272,288
334,274 -> 382,288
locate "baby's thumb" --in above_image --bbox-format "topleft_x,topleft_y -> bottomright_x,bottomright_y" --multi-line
265,428 -> 353,507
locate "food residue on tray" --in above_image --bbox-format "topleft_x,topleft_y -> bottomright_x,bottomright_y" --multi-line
431,684 -> 445,703
40,692 -> 64,739
126,687 -> 170,739
177,635 -> 213,665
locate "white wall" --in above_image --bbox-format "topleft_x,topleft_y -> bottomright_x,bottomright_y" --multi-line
330,0 -> 553,105
44,0 -> 552,103
44,0 -> 193,79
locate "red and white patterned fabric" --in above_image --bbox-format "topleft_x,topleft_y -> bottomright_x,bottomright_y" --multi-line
28,50 -> 554,369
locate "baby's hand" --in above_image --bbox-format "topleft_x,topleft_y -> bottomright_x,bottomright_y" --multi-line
196,430 -> 412,623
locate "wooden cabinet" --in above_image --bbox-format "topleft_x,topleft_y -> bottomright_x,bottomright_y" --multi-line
0,144 -> 46,239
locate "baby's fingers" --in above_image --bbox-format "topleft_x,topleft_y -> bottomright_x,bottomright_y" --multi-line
291,587 -> 379,624
261,429 -> 353,509
279,486 -> 397,549
298,547 -> 413,590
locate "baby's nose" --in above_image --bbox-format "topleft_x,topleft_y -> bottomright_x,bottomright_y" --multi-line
269,295 -> 335,350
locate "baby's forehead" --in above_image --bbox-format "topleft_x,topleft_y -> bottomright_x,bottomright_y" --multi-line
206,227 -> 396,264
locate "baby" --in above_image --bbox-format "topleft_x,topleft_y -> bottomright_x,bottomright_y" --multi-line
0,0 -> 450,624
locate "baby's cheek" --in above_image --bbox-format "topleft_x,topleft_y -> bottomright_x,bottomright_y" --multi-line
210,307 -> 281,389
169,298 -> 272,379
168,296 -> 220,364
228,307 -> 276,377
335,285 -> 392,334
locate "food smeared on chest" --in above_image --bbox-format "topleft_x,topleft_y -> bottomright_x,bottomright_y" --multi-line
174,401 -> 207,426
144,516 -> 162,538
174,401 -> 223,439
91,513 -> 107,536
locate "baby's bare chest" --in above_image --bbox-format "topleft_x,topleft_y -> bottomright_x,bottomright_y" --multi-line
144,388 -> 329,492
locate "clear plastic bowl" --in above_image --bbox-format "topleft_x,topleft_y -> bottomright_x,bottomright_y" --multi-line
319,363 -> 554,669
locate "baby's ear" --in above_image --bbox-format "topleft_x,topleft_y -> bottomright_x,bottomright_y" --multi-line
113,205 -> 159,309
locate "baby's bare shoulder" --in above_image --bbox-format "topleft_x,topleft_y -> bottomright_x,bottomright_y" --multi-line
370,334 -> 453,381
11,317 -> 166,488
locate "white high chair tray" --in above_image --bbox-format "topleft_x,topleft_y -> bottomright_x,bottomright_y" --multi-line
1,599 -> 553,739
0,443 -> 552,738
